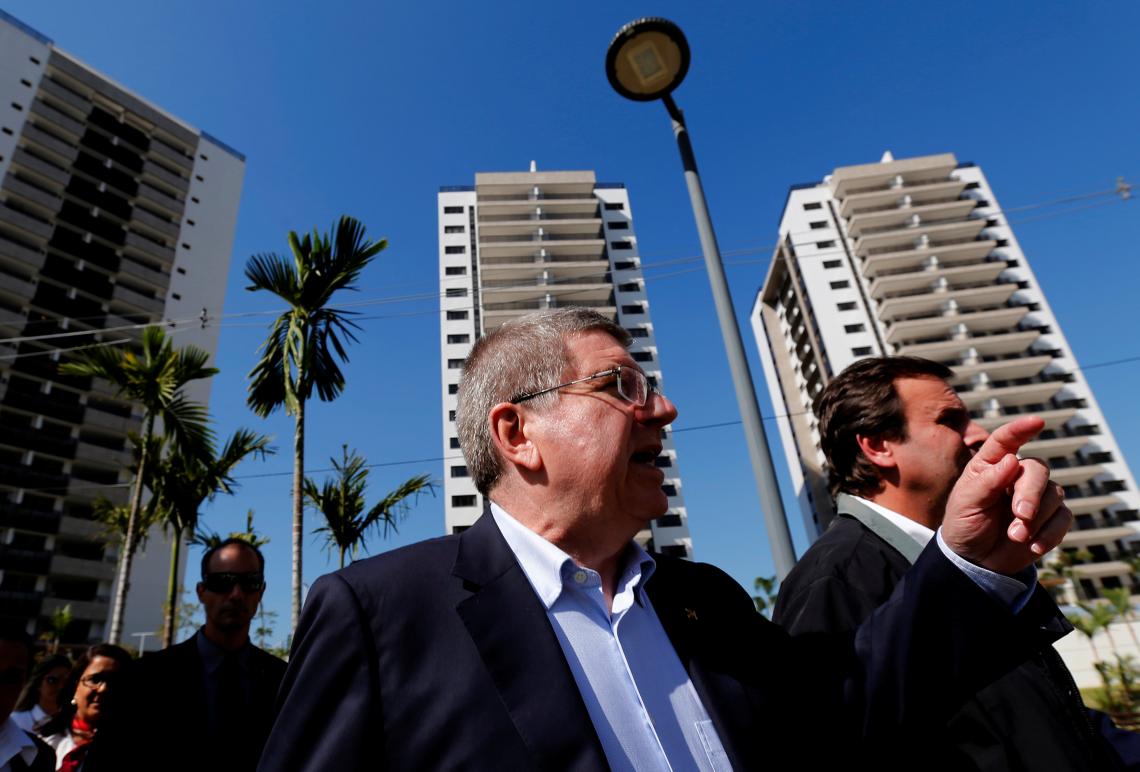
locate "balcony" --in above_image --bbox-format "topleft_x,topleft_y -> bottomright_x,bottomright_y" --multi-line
868,261 -> 1007,299
1020,435 -> 1091,458
957,380 -> 1066,410
877,284 -> 1018,322
0,271 -> 36,303
1070,561 -> 1132,580
58,515 -> 104,539
845,199 -> 978,238
3,175 -> 64,219
10,146 -> 70,188
0,502 -> 61,532
860,240 -> 996,278
135,183 -> 183,218
839,179 -> 969,218
140,159 -> 189,195
482,295 -> 617,329
855,219 -> 988,257
476,216 -> 602,238
896,330 -> 1040,361
0,545 -> 51,574
0,590 -> 43,618
478,234 -> 606,260
29,99 -> 84,140
131,206 -> 180,241
975,407 -> 1078,433
885,306 -> 1029,345
42,595 -> 109,621
117,256 -> 169,290
1063,526 -> 1138,548
124,231 -> 175,265
1050,464 -> 1107,487
1067,494 -> 1122,516
50,554 -> 116,582
111,283 -> 164,315
476,194 -> 598,218
82,406 -> 136,435
480,276 -> 613,307
0,202 -> 52,241
21,123 -> 80,170
948,355 -> 1053,385
75,440 -> 131,470
0,233 -> 47,273
828,153 -> 958,199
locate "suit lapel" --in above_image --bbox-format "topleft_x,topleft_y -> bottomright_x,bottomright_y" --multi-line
452,512 -> 609,771
646,562 -> 755,770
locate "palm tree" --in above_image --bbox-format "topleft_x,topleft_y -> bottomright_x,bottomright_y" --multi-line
60,326 -> 216,644
244,216 -> 387,629
1080,601 -> 1121,654
304,446 -> 433,569
193,509 -> 271,550
1068,610 -> 1106,661
1103,588 -> 1140,653
752,576 -> 779,618
150,429 -> 275,648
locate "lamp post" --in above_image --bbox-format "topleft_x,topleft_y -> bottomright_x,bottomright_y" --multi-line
605,18 -> 796,579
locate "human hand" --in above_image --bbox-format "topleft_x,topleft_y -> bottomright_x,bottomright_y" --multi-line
941,416 -> 1072,575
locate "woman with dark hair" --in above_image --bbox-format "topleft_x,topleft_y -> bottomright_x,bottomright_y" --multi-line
37,644 -> 131,771
12,654 -> 72,733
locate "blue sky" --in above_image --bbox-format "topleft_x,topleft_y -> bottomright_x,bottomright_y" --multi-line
7,1 -> 1139,643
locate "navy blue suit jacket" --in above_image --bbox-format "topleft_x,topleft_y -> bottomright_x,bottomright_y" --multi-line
257,513 -> 1068,771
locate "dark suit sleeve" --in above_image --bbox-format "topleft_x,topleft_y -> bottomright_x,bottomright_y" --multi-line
257,573 -> 383,772
774,575 -> 881,637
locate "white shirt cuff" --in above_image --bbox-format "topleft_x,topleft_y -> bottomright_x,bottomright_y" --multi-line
935,529 -> 1038,613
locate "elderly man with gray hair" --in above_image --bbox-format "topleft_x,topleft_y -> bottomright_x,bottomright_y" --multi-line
259,307 -> 1073,772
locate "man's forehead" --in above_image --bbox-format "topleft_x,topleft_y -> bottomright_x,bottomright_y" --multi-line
565,329 -> 630,369
896,376 -> 966,413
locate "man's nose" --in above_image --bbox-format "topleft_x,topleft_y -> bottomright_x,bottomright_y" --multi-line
965,419 -> 990,453
638,390 -> 678,427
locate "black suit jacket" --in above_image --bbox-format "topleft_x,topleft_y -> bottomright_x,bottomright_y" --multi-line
8,731 -> 54,772
258,511 -> 1070,771
97,631 -> 286,772
774,509 -> 1126,772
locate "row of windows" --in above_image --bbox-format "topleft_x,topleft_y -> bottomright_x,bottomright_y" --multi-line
447,310 -> 468,320
444,205 -> 464,214
445,245 -> 465,254
444,225 -> 465,234
844,323 -> 865,333
446,334 -> 470,344
445,266 -> 465,276
822,259 -> 842,269
816,240 -> 836,249
809,221 -> 828,230
829,280 -> 849,290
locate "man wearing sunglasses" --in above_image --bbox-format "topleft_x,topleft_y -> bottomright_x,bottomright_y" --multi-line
261,307 -> 1072,771
97,539 -> 285,772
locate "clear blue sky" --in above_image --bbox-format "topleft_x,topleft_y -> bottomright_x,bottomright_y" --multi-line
8,1 -> 1139,644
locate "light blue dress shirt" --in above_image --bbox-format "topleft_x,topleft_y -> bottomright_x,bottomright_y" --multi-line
491,504 -> 732,772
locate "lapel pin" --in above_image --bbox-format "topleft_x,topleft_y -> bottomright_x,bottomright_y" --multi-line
684,608 -> 698,621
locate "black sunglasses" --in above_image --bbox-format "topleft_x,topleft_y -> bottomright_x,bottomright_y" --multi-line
202,572 -> 265,594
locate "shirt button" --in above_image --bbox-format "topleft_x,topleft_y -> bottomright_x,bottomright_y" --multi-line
573,570 -> 588,584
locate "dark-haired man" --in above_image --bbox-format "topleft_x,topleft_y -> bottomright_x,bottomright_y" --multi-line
261,308 -> 1074,771
774,355 -> 1129,771
98,538 -> 285,772
0,623 -> 54,772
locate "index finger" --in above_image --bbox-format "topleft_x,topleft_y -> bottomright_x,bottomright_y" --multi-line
970,416 -> 1045,467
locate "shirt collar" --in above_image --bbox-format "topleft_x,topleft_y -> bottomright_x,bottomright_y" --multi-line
195,629 -> 250,674
0,717 -> 38,769
490,502 -> 656,610
850,495 -> 935,547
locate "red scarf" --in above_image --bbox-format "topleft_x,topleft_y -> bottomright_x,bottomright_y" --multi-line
59,715 -> 96,772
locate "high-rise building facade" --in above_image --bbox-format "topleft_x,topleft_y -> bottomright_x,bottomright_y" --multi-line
0,11 -> 243,643
438,167 -> 692,557
752,151 -> 1139,600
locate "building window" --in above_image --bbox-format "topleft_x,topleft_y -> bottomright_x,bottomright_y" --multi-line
451,465 -> 469,478
445,245 -> 465,254
450,437 -> 461,448
852,346 -> 873,356
655,456 -> 673,468
447,358 -> 465,369
822,260 -> 842,269
660,545 -> 688,558
809,221 -> 828,229
446,310 -> 468,320
446,288 -> 467,298
444,206 -> 464,214
844,323 -> 865,333
621,304 -> 645,315
608,222 -> 629,230
803,202 -> 822,210
604,202 -> 625,211
837,301 -> 857,311
614,260 -> 635,270
829,280 -> 849,289
448,410 -> 456,421
628,327 -> 649,338
447,334 -> 470,344
452,495 -> 476,507
816,240 -> 836,249
661,484 -> 678,497
632,351 -> 653,362
448,384 -> 459,394
610,240 -> 633,250
445,266 -> 466,276
618,282 -> 640,292
444,225 -> 465,234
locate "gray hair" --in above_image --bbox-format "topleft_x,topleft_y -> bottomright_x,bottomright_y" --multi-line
456,307 -> 631,495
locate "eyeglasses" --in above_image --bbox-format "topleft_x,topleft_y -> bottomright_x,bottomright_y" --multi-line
202,572 -> 265,594
79,672 -> 118,690
511,366 -> 656,407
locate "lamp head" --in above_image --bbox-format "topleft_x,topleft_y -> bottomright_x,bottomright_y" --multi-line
605,17 -> 690,102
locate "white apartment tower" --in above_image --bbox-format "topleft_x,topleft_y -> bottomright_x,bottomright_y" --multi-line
438,167 -> 693,558
0,11 -> 243,643
752,152 -> 1139,600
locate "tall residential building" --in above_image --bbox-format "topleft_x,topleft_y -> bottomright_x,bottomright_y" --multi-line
437,166 -> 692,557
752,151 -> 1139,600
0,11 -> 243,643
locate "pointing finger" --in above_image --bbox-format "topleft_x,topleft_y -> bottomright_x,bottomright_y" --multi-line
969,416 -> 1045,468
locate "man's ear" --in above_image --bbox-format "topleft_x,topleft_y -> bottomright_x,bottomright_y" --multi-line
855,433 -> 898,471
488,402 -> 543,473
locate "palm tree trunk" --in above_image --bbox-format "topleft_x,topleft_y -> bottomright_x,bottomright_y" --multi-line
339,546 -> 346,570
161,525 -> 184,649
291,398 -> 305,633
108,413 -> 154,645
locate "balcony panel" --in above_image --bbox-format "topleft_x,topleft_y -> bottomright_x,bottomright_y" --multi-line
29,99 -> 84,140
42,596 -> 108,621
895,330 -> 1040,361
58,515 -> 104,539
869,261 -> 1008,299
111,283 -> 164,315
861,240 -> 997,278
50,554 -> 116,582
958,380 -> 1065,410
878,284 -> 1018,321
19,123 -> 79,169
885,307 -> 1029,344
3,174 -> 65,218
477,237 -> 605,259
476,217 -> 602,237
0,233 -> 47,273
855,219 -> 988,257
1070,561 -> 1132,579
1021,435 -> 1091,458
1062,526 -> 1137,548
0,203 -> 52,241
948,355 -> 1053,385
74,440 -> 131,470
1049,464 -> 1106,487
1066,494 -> 1120,516
480,282 -> 613,306
136,183 -> 183,218
975,408 -> 1077,433
839,179 -> 969,218
82,406 -> 135,434
475,197 -> 599,217
124,231 -> 175,265
846,199 -> 978,238
141,160 -> 189,196
117,256 -> 169,290
0,271 -> 36,302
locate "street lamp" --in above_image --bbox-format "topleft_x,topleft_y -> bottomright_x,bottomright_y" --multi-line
605,18 -> 797,579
